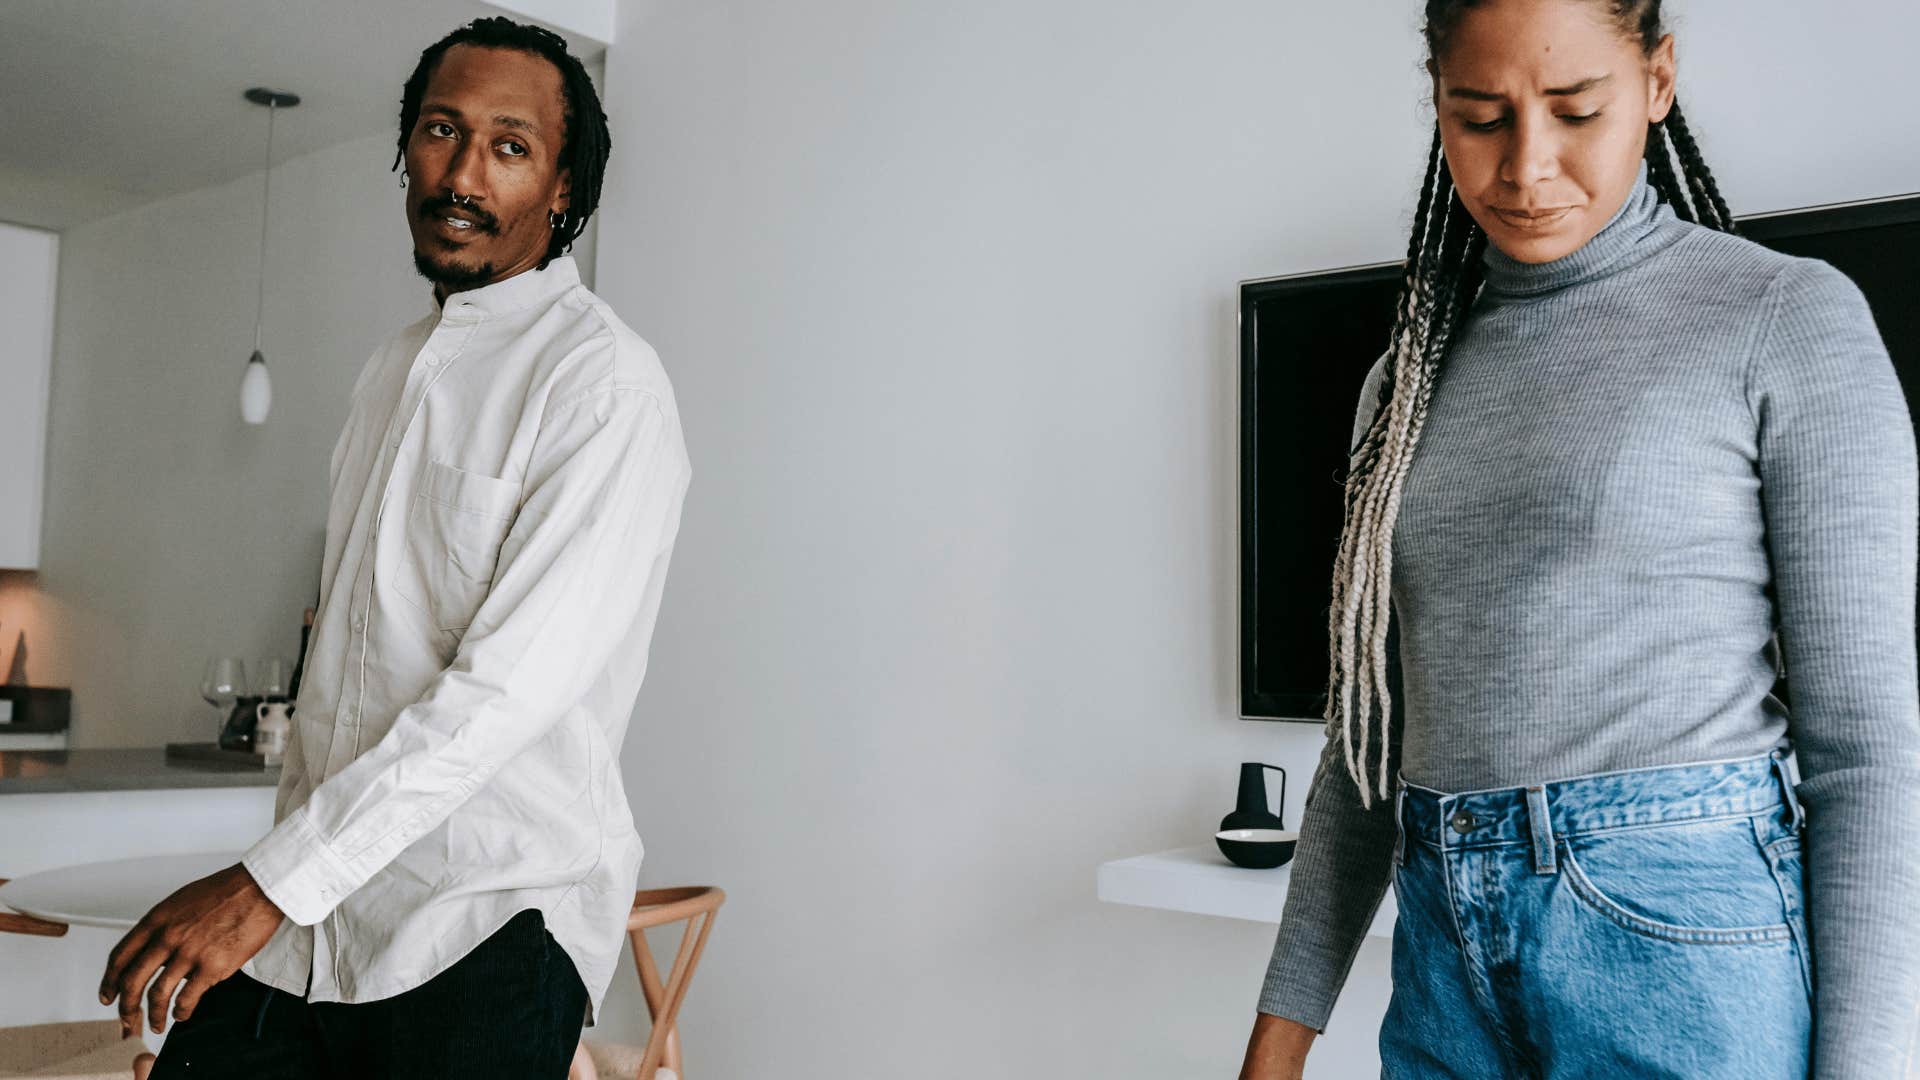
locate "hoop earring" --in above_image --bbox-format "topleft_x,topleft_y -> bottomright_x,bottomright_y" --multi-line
398,171 -> 408,188
549,210 -> 567,229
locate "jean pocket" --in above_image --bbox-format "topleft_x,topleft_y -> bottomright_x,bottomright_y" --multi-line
1559,815 -> 1795,946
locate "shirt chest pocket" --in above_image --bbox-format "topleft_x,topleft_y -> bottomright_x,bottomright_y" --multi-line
393,461 -> 522,633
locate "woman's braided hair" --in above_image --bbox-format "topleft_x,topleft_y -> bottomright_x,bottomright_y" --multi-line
1328,0 -> 1738,806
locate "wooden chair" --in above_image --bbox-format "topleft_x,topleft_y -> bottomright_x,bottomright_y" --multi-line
571,886 -> 725,1080
0,879 -> 69,939
0,1019 -> 151,1080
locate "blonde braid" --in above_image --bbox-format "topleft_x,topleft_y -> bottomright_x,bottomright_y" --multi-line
1329,155 -> 1444,795
1328,148 -> 1439,799
1325,126 -> 1486,807
1351,189 -> 1459,787
1360,204 -> 1487,798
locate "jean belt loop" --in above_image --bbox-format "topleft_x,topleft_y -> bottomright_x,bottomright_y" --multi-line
1525,783 -> 1558,875
1770,748 -> 1806,834
1392,780 -> 1408,867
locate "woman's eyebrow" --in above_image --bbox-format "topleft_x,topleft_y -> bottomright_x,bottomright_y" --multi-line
1446,74 -> 1615,101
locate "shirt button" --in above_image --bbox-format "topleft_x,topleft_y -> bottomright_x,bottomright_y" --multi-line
1450,811 -> 1476,834
351,613 -> 366,632
425,354 -> 441,366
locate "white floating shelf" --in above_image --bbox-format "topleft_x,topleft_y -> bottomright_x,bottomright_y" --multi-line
1096,844 -> 1396,937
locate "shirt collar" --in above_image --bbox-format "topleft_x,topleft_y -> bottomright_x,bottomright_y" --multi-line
435,255 -> 581,319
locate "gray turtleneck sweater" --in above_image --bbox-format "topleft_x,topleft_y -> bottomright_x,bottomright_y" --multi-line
1258,166 -> 1920,1078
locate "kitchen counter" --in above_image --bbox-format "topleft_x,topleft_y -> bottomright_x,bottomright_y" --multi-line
0,749 -> 280,795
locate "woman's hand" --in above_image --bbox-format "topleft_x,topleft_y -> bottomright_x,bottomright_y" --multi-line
1239,1011 -> 1317,1080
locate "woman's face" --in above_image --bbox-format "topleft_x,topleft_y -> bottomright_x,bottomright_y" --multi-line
1430,0 -> 1676,264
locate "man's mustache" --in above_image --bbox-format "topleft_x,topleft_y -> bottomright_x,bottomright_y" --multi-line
419,196 -> 500,234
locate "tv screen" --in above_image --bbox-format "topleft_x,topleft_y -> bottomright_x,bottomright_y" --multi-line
1240,193 -> 1920,721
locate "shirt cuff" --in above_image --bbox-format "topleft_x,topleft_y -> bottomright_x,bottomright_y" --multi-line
241,809 -> 362,926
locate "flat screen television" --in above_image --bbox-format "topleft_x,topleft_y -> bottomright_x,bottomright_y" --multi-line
1239,191 -> 1920,721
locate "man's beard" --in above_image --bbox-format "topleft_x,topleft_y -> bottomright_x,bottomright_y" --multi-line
411,194 -> 504,291
413,249 -> 498,291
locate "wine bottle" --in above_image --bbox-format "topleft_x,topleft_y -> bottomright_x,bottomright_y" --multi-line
287,606 -> 315,704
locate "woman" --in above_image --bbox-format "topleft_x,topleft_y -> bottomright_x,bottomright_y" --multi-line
1240,1 -> 1919,1077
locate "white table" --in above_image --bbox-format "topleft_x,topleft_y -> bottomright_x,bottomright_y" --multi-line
0,852 -> 244,930
1096,844 -> 1397,937
0,784 -> 271,1030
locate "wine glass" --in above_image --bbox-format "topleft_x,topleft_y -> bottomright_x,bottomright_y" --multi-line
200,657 -> 247,743
254,658 -> 289,701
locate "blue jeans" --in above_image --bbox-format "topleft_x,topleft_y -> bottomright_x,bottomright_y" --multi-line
1379,750 -> 1813,1079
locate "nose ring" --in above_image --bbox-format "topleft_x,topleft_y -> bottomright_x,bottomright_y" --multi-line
452,193 -> 472,206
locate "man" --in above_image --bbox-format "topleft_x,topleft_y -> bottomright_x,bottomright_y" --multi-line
99,18 -> 689,1078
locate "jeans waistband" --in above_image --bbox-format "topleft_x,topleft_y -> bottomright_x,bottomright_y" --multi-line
1395,749 -> 1802,859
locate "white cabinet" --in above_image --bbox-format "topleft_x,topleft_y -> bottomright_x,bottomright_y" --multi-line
0,221 -> 58,569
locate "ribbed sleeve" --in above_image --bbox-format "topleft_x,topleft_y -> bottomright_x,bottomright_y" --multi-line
1747,260 -> 1920,1078
1255,638 -> 1402,1028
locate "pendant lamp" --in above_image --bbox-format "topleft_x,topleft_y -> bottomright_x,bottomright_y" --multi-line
240,88 -> 299,425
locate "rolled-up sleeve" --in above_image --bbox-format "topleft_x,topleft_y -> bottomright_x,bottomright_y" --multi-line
244,387 -> 689,925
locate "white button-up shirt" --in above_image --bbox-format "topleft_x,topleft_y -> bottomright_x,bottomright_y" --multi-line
240,256 -> 689,1023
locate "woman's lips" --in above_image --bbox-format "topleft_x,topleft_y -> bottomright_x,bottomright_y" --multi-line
1492,205 -> 1575,230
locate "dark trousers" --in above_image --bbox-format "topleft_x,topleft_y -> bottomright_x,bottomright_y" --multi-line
150,908 -> 586,1080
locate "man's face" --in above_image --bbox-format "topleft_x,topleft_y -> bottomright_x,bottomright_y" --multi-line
403,44 -> 571,295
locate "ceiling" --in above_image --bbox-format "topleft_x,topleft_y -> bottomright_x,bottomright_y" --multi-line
0,0 -> 607,230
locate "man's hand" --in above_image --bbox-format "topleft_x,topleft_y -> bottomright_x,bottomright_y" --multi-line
98,864 -> 286,1037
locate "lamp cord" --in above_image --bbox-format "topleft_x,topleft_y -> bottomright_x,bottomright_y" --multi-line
253,101 -> 275,357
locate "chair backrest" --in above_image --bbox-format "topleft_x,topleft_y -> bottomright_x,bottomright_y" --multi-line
0,879 -> 69,938
625,886 -> 724,1080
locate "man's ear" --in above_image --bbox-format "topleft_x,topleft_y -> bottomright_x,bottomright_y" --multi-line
551,167 -> 572,215
1646,34 -> 1677,124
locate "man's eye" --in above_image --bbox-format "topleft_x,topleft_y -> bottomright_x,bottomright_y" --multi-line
1562,111 -> 1603,124
1462,117 -> 1504,133
426,121 -> 455,138
501,141 -> 527,157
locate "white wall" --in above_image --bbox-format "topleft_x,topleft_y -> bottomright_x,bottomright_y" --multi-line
589,1 -> 1920,1077
22,131 -> 427,746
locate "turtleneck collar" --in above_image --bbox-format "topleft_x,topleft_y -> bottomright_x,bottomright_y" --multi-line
1479,161 -> 1683,298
